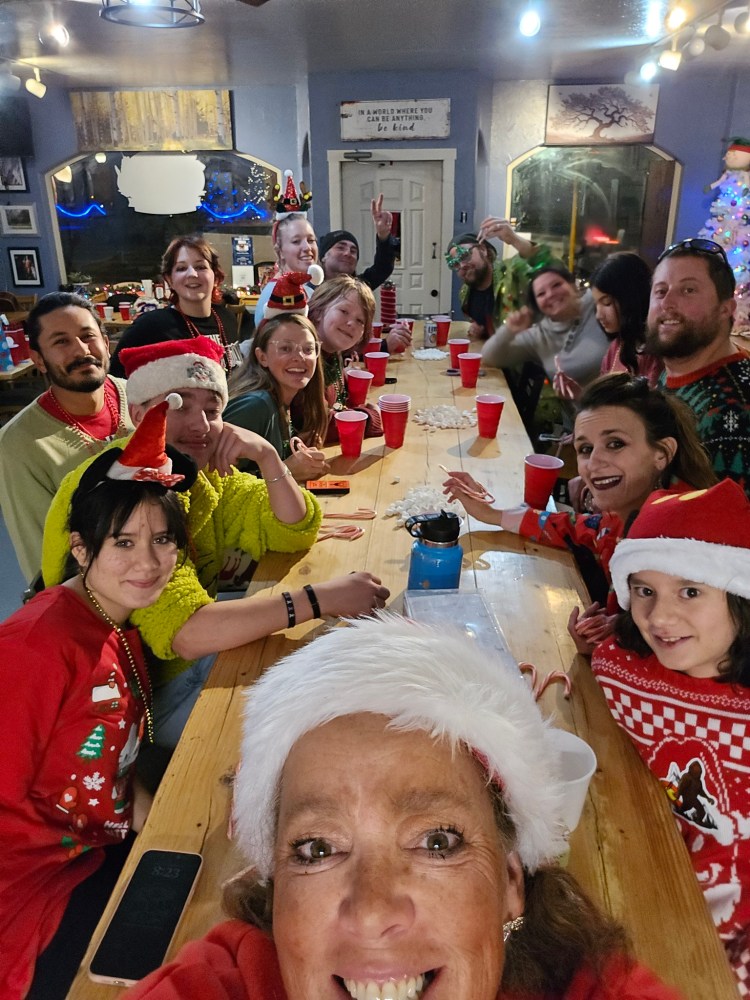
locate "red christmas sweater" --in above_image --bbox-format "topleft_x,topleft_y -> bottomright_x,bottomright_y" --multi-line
519,508 -> 624,611
0,586 -> 147,1000
125,919 -> 684,999
592,639 -> 750,993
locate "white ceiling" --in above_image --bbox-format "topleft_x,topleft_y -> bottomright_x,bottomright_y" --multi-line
0,0 -> 748,90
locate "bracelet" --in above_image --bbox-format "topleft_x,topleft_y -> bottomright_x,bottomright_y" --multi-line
281,591 -> 296,628
303,584 -> 322,619
265,466 -> 292,484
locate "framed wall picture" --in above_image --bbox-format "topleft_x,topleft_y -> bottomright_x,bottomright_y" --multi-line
0,157 -> 27,192
545,84 -> 659,145
8,248 -> 42,286
0,204 -> 38,236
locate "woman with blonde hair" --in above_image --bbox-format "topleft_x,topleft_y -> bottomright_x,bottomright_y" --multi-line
226,314 -> 328,481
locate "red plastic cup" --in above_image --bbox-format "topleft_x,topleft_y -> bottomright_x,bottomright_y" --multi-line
372,321 -> 384,338
433,315 -> 451,347
366,337 -> 383,353
524,454 -> 565,509
475,394 -> 505,437
457,352 -> 482,389
119,303 -> 132,321
94,303 -> 107,319
380,409 -> 409,448
345,368 -> 374,407
399,318 -> 414,333
334,410 -> 368,458
364,351 -> 389,387
449,338 -> 471,368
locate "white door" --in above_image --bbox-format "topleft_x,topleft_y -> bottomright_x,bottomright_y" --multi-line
341,160 -> 444,316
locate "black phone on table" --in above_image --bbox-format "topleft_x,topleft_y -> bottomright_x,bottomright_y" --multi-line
88,849 -> 202,986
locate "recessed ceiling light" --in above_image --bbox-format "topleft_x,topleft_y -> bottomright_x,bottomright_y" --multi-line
519,9 -> 541,36
39,21 -> 70,48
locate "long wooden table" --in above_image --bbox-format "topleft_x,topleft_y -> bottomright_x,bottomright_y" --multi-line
68,334 -> 737,999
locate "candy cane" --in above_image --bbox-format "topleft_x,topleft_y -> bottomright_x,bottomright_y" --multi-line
317,524 -> 366,541
439,465 -> 495,504
520,662 -> 572,700
323,508 -> 377,520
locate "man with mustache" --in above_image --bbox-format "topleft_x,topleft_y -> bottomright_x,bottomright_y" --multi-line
0,293 -> 132,581
647,238 -> 750,496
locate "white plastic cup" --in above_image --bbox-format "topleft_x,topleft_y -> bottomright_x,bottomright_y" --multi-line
548,728 -> 597,834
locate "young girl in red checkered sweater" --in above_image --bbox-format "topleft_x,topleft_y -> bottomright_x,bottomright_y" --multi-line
592,479 -> 750,994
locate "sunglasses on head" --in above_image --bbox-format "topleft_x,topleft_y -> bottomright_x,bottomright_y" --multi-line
657,238 -> 730,267
445,243 -> 476,270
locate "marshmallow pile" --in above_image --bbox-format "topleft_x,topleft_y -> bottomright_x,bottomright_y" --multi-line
384,486 -> 463,524
412,348 -> 449,361
413,404 -> 477,429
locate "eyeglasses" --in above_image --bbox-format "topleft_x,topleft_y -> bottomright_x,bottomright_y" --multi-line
445,244 -> 475,270
657,238 -> 730,267
267,340 -> 320,359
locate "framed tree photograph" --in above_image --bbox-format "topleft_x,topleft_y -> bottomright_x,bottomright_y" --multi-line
545,84 -> 659,145
8,248 -> 42,286
0,157 -> 28,192
0,204 -> 38,236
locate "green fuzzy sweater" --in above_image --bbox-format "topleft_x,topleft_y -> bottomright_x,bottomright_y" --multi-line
42,439 -> 322,684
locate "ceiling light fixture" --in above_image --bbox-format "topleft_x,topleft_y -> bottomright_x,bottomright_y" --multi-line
735,8 -> 750,34
25,67 -> 46,100
519,8 -> 541,36
39,20 -> 70,48
99,0 -> 204,28
0,62 -> 21,93
94,152 -> 108,163
53,166 -> 73,184
665,3 -> 689,30
658,35 -> 682,70
639,58 -> 659,81
704,12 -> 731,48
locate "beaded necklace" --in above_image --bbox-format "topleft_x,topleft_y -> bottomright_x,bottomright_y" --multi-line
322,351 -> 346,411
173,304 -> 231,371
45,381 -> 122,451
83,580 -> 154,744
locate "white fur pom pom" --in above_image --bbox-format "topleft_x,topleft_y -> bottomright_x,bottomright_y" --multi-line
166,392 -> 183,410
307,263 -> 325,286
284,169 -> 293,178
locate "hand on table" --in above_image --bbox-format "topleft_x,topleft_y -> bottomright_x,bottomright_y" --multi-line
385,322 -> 412,354
315,571 -> 390,618
286,448 -> 329,482
568,603 -> 617,656
467,320 -> 486,341
371,193 -> 393,241
505,306 -> 534,336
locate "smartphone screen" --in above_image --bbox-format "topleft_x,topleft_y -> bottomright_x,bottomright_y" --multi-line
89,849 -> 202,986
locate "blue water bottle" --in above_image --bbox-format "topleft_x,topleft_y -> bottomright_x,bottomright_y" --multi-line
405,511 -> 463,590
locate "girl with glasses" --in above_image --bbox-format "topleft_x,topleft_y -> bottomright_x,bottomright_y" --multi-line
226,315 -> 328,481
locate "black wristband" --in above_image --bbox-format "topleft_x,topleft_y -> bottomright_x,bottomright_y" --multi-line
303,584 -> 322,619
281,591 -> 296,628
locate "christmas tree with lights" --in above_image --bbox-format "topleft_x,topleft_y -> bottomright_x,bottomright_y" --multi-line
700,137 -> 750,333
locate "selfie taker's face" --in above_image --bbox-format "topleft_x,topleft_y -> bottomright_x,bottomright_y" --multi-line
629,570 -> 737,679
272,713 -> 523,1000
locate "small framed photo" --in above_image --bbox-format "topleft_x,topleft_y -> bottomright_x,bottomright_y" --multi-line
0,158 -> 28,192
0,204 -> 38,236
8,248 -> 43,287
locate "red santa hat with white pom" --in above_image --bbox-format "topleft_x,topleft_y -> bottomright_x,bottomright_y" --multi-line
263,263 -> 324,322
119,336 -> 228,408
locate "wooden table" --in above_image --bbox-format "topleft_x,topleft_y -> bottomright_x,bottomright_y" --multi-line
68,334 -> 737,999
0,358 -> 37,383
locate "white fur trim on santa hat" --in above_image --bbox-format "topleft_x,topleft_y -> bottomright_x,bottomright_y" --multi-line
611,536 -> 750,610
126,353 -> 228,408
234,613 -> 567,879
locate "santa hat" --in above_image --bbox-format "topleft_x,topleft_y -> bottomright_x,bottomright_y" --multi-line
611,480 -> 750,610
262,264 -> 324,322
119,336 -> 228,408
234,613 -> 568,879
77,396 -> 197,495
727,137 -> 750,155
271,169 -> 312,221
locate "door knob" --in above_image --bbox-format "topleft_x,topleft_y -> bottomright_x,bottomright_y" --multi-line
430,289 -> 438,297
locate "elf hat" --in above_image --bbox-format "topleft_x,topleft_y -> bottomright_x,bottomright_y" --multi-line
727,137 -> 750,155
234,612 -> 568,878
77,395 -> 197,495
120,336 -> 228,408
611,480 -> 750,610
271,169 -> 312,220
262,264 -> 325,322
319,229 -> 360,261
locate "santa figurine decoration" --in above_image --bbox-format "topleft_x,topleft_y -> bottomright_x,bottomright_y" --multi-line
700,137 -> 750,333
270,169 -> 312,219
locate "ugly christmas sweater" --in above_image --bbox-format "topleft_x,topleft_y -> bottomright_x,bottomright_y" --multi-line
0,586 -> 147,1000
592,639 -> 750,994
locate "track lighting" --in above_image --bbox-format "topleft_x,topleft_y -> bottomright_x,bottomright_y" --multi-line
25,67 -> 46,100
38,20 -> 70,48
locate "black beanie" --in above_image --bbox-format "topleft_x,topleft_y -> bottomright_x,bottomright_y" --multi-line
319,230 -> 359,260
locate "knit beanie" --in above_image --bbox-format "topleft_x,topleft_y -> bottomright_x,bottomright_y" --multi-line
611,480 -> 750,609
233,613 -> 568,878
319,230 -> 360,261
119,336 -> 228,408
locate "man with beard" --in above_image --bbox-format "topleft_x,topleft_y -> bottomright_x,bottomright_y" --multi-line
647,238 -> 750,495
318,194 -> 399,292
446,218 -> 553,340
0,293 -> 132,581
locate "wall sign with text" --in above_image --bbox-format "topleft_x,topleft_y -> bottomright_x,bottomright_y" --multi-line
340,99 -> 450,141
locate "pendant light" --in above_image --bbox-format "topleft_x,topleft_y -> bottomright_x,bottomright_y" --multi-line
99,0 -> 204,28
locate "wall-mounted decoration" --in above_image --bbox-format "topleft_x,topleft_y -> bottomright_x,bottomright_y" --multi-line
545,85 -> 659,145
0,158 -> 28,192
70,89 -> 233,152
340,99 -> 450,141
0,204 -> 38,236
8,248 -> 42,286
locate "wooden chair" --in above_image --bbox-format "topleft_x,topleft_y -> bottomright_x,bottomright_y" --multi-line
14,294 -> 37,310
0,293 -> 20,313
